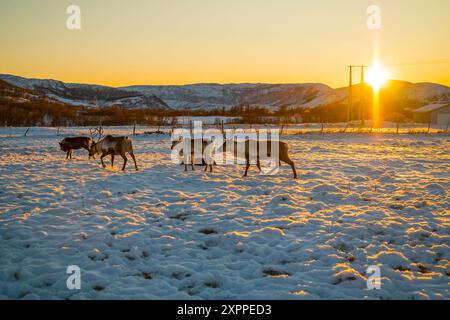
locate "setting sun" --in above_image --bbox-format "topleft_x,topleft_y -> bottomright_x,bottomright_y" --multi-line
366,61 -> 389,92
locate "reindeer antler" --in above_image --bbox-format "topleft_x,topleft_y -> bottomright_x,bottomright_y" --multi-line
97,126 -> 104,142
89,126 -> 104,143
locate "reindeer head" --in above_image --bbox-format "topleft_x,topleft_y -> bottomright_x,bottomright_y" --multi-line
88,126 -> 104,157
170,137 -> 183,150
88,143 -> 99,157
59,142 -> 67,152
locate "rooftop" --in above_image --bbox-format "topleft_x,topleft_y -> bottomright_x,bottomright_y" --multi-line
414,103 -> 450,113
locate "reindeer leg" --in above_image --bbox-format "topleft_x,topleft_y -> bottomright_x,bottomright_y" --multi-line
191,155 -> 195,171
204,152 -> 213,173
207,154 -> 214,172
100,154 -> 107,168
85,147 -> 91,160
66,150 -> 70,160
182,152 -> 187,171
111,154 -> 115,168
256,159 -> 262,172
121,153 -> 128,171
130,153 -> 138,171
243,159 -> 250,177
283,157 -> 297,179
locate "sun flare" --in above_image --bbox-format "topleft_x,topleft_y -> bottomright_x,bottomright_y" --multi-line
366,61 -> 389,92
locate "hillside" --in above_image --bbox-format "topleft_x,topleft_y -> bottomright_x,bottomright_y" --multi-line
1,74 -> 449,113
121,83 -> 346,110
0,75 -> 170,110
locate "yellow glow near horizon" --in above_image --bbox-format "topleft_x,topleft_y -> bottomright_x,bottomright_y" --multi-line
366,61 -> 389,92
372,91 -> 381,129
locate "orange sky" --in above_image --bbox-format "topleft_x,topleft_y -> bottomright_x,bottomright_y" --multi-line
0,0 -> 449,87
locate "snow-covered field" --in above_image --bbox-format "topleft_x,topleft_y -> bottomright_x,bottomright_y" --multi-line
0,127 -> 449,300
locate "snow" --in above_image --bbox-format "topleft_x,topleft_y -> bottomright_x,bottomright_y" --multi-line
414,103 -> 450,113
121,83 -> 337,110
3,74 -> 450,111
0,127 -> 449,300
406,83 -> 450,102
0,75 -> 169,110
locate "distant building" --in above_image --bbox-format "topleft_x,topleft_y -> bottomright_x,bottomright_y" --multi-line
413,103 -> 450,126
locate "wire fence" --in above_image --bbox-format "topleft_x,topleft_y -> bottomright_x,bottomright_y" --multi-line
1,121 -> 449,139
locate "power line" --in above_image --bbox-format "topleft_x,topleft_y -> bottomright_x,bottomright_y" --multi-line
387,59 -> 450,67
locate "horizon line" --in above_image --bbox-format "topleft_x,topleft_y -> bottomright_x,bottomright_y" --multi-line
1,73 -> 449,90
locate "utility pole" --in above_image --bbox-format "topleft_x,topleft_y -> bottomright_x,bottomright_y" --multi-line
360,66 -> 366,127
348,66 -> 353,123
347,65 -> 367,125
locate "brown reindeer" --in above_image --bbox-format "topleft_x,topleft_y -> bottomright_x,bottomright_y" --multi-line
89,135 -> 138,171
59,137 -> 93,160
171,138 -> 215,172
219,139 -> 297,178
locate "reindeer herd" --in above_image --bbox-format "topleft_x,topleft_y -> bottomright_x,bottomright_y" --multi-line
59,133 -> 297,178
59,135 -> 138,171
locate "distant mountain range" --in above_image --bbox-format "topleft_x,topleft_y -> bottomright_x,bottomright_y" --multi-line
1,74 -> 449,110
0,74 -> 170,110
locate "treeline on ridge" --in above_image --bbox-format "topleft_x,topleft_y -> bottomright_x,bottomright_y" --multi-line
0,89 -> 422,127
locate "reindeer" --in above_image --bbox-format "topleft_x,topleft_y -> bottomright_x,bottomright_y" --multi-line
89,135 -> 138,171
171,138 -> 215,172
59,137 -> 93,160
219,139 -> 297,179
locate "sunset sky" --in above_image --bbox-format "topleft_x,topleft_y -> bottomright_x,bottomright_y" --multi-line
0,0 -> 449,87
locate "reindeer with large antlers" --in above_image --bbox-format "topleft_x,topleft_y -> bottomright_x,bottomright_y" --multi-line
89,131 -> 138,171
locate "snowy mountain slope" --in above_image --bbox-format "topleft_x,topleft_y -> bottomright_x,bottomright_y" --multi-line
334,80 -> 450,104
1,74 -> 449,111
0,75 -> 170,110
0,79 -> 65,105
121,83 -> 345,110
399,82 -> 450,101
122,80 -> 450,109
